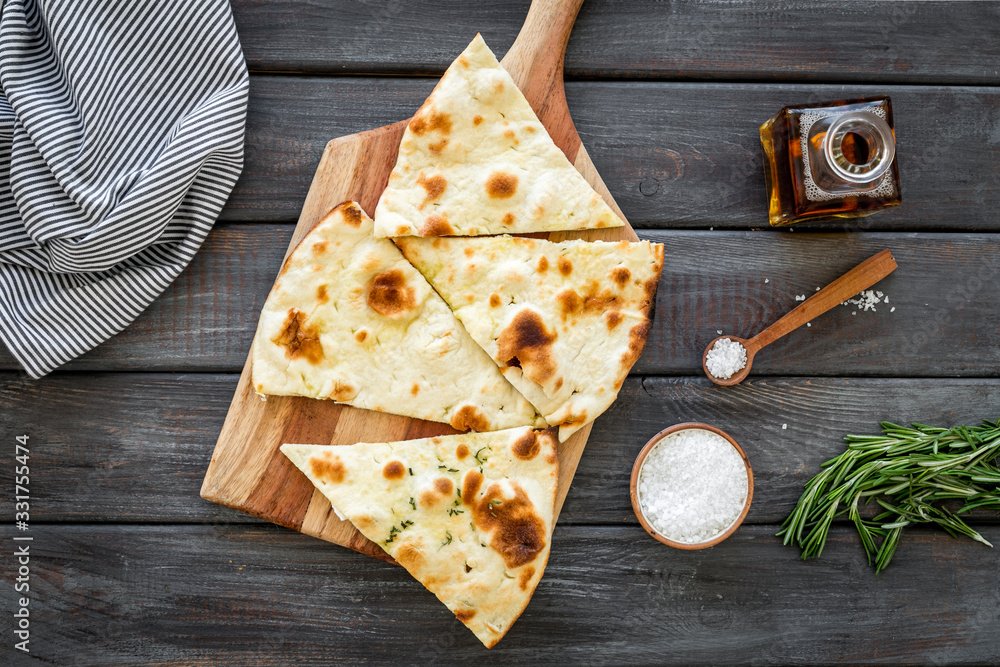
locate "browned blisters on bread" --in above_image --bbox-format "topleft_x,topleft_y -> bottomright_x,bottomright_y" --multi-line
560,411 -> 588,428
518,566 -> 536,591
328,381 -> 357,402
274,309 -> 323,364
473,114 -> 483,126
620,320 -> 653,372
353,514 -> 377,531
310,452 -> 344,483
489,293 -> 501,308
556,289 -> 582,317
311,240 -> 328,254
409,110 -> 452,136
463,469 -> 484,503
421,214 -> 454,237
395,541 -> 423,568
496,310 -> 558,383
455,609 -> 476,622
411,382 -> 420,396
587,291 -> 622,312
354,330 -> 368,343
429,139 -> 448,155
554,377 -> 563,391
457,55 -> 470,68
611,266 -> 631,287
360,253 -> 384,272
536,255 -> 549,273
383,460 -> 405,480
450,405 -> 491,433
456,443 -> 470,459
606,311 -> 624,330
395,225 -> 410,236
486,171 -> 518,199
503,129 -> 518,144
512,430 -> 540,460
557,283 -> 624,321
557,257 -> 573,276
335,201 -> 364,227
568,279 -> 626,315
316,284 -> 329,304
367,269 -> 416,317
541,428 -> 559,464
502,212 -> 515,226
642,275 -> 661,313
468,482 -> 546,569
417,173 -> 447,208
420,478 -> 454,506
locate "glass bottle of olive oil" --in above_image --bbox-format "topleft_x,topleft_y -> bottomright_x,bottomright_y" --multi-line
760,96 -> 901,227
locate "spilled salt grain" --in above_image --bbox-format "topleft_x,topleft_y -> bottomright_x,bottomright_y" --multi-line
782,424 -> 787,430
705,338 -> 747,380
890,306 -> 895,313
843,288 -> 888,313
637,429 -> 749,544
806,322 -> 811,327
764,278 -> 769,284
795,294 -> 805,301
717,330 -> 723,335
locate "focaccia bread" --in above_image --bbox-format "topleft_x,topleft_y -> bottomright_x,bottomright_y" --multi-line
396,235 -> 664,441
372,34 -> 624,238
251,201 -> 543,432
281,426 -> 559,648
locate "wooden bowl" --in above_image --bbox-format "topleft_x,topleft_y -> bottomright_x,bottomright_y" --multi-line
629,422 -> 754,550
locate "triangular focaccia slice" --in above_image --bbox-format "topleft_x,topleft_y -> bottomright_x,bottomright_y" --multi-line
251,201 -> 543,432
280,427 -> 559,648
396,235 -> 664,441
372,34 -> 625,238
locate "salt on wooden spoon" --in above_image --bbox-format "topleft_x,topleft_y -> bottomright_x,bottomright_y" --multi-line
703,249 -> 898,387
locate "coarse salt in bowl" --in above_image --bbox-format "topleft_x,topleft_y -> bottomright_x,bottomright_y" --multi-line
630,423 -> 753,549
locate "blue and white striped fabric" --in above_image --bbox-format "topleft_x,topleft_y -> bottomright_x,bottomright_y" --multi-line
0,0 -> 249,377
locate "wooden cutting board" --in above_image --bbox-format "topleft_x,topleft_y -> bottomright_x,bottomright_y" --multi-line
200,0 -> 640,564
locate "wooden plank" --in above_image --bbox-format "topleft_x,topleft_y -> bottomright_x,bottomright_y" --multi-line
4,523 -> 1000,664
4,373 -> 999,525
3,227 -> 997,376
223,77 -> 1000,230
232,0 -> 1000,85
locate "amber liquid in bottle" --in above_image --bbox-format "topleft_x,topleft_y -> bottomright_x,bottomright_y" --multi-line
760,96 -> 901,226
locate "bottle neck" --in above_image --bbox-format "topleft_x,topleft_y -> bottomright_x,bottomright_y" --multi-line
821,111 -> 895,184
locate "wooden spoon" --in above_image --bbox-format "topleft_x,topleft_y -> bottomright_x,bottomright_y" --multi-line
703,249 -> 898,386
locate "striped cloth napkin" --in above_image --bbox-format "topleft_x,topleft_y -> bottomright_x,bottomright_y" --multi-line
0,0 -> 249,377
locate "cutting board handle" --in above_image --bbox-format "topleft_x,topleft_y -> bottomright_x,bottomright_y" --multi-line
501,0 -> 585,156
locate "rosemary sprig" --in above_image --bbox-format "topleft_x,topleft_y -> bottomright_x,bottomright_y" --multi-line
777,420 -> 1000,572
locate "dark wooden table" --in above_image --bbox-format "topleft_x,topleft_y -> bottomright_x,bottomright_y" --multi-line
3,1 -> 1000,663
